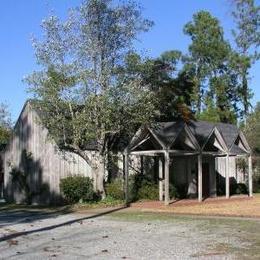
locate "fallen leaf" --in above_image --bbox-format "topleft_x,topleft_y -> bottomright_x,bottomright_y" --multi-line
7,240 -> 18,246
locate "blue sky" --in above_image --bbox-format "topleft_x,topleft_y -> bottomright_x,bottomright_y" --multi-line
1,0 -> 259,121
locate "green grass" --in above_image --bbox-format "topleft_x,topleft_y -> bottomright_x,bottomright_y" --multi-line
73,197 -> 125,210
0,197 -> 125,212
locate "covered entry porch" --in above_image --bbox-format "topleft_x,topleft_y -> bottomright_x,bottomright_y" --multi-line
124,121 -> 253,205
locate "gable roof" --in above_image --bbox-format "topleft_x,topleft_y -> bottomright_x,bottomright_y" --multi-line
149,121 -> 183,148
130,120 -> 249,155
215,122 -> 239,149
187,121 -> 215,147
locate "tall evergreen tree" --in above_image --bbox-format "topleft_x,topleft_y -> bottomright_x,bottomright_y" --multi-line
184,11 -> 240,123
119,50 -> 194,121
231,0 -> 260,117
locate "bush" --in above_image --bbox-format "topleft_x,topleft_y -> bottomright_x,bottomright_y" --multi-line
253,171 -> 260,193
230,182 -> 248,195
137,183 -> 158,200
169,183 -> 178,199
105,179 -> 124,200
98,195 -> 124,207
60,175 -> 94,203
128,173 -> 158,201
169,183 -> 189,199
236,183 -> 248,194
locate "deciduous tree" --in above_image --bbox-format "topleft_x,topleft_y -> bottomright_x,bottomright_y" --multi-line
25,0 -> 155,197
0,103 -> 12,147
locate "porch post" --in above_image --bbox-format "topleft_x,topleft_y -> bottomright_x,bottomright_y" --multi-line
248,154 -> 253,197
159,156 -> 164,201
164,151 -> 170,205
198,153 -> 202,202
225,154 -> 230,199
124,152 -> 129,205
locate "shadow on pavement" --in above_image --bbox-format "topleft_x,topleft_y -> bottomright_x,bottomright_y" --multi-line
0,204 -> 73,228
0,206 -> 127,242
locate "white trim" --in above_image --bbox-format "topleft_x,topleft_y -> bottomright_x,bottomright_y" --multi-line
168,125 -> 185,149
130,150 -> 164,156
202,127 -> 228,152
184,123 -> 201,150
168,123 -> 200,151
238,131 -> 251,153
126,126 -> 146,153
130,134 -> 150,151
147,127 -> 166,149
229,131 -> 250,154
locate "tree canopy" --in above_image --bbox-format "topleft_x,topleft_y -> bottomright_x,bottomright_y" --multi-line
24,0 -> 259,194
231,0 -> 260,117
26,0 -> 155,195
242,102 -> 260,154
0,103 -> 12,147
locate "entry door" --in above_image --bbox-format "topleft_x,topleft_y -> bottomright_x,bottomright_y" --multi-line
202,163 -> 210,198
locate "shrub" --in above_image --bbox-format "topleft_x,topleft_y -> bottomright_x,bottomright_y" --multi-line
98,195 -> 124,206
105,179 -> 124,200
236,183 -> 248,194
169,183 -> 179,199
230,182 -> 248,195
137,183 -> 158,200
169,183 -> 189,199
60,175 -> 94,203
128,173 -> 158,201
253,171 -> 260,193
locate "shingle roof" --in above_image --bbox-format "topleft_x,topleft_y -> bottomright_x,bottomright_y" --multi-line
187,121 -> 215,147
148,120 -> 244,152
215,122 -> 239,149
150,121 -> 184,148
229,144 -> 248,155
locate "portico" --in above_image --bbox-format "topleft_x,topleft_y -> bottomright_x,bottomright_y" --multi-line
124,120 -> 253,205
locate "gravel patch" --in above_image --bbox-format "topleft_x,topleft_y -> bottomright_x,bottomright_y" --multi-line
0,210 -> 256,259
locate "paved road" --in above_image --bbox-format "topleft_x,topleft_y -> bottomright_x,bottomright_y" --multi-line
0,207 -> 257,259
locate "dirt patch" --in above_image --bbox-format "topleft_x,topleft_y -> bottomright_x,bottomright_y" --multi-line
130,194 -> 260,218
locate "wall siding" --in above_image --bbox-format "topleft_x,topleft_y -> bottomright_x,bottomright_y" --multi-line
3,102 -> 92,204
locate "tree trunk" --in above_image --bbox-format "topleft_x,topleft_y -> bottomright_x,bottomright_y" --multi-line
69,148 -> 106,199
242,73 -> 249,117
92,152 -> 106,199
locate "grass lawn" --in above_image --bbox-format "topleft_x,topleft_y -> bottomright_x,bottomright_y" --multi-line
110,210 -> 260,259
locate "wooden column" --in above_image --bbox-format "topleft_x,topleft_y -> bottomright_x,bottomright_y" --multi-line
248,155 -> 253,197
225,154 -> 230,199
164,151 -> 170,206
159,157 -> 164,201
124,152 -> 129,205
140,155 -> 144,175
198,153 -> 202,202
